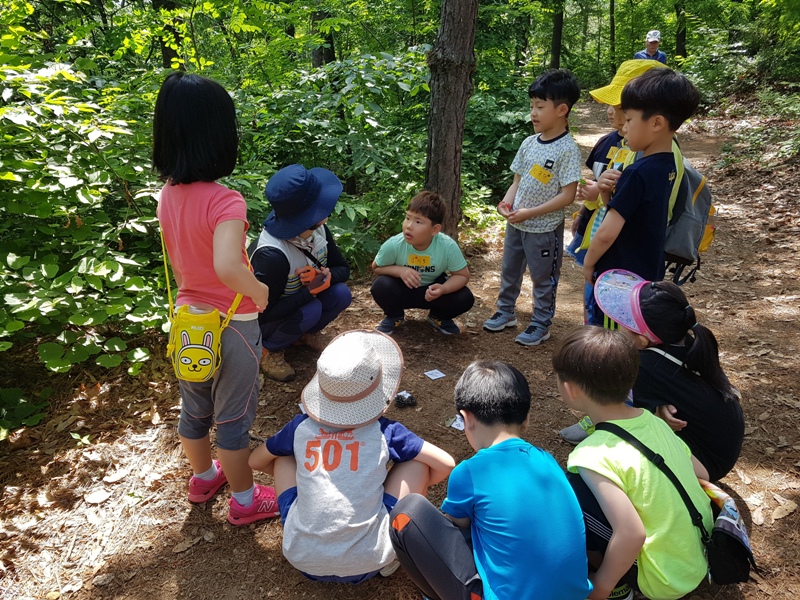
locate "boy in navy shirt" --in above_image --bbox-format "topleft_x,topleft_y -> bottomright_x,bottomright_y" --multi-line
583,68 -> 699,325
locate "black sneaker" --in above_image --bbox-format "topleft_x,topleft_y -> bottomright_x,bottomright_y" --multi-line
376,316 -> 405,335
427,315 -> 460,335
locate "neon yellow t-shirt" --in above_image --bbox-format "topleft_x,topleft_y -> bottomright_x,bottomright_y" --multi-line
567,411 -> 712,600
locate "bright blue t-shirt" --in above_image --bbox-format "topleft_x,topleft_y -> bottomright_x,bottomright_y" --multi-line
441,438 -> 592,600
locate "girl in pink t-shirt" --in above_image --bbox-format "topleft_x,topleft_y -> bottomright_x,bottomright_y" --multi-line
154,72 -> 277,525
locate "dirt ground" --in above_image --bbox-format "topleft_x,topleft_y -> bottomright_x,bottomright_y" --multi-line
2,102 -> 799,600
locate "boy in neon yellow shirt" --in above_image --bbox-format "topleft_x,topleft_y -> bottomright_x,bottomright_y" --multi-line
553,327 -> 712,600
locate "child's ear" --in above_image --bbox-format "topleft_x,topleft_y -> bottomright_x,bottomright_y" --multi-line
432,223 -> 443,234
520,415 -> 530,433
459,409 -> 475,430
631,333 -> 650,350
557,102 -> 569,118
651,114 -> 668,132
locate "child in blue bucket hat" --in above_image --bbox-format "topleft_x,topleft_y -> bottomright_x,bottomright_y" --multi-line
250,164 -> 352,381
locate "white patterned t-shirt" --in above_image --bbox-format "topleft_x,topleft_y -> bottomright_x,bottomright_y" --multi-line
509,131 -> 582,233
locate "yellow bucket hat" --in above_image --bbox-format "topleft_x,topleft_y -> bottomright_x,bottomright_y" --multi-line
589,59 -> 669,106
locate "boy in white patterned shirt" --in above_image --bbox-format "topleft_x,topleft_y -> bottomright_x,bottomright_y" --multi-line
484,69 -> 581,346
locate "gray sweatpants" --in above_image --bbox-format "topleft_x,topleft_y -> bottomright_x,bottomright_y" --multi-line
497,222 -> 564,329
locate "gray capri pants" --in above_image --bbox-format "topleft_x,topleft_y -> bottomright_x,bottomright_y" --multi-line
177,318 -> 261,450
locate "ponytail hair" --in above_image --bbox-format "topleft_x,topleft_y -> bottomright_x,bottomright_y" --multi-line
639,281 -> 736,400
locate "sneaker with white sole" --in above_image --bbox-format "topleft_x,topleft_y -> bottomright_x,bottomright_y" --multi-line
379,560 -> 401,577
376,315 -> 405,335
608,583 -> 633,600
427,315 -> 460,335
187,460 -> 227,503
558,416 -> 595,445
483,311 -> 517,332
227,483 -> 280,526
514,324 -> 550,346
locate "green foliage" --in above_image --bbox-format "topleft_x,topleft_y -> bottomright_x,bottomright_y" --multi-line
0,0 -> 798,388
0,387 -> 50,440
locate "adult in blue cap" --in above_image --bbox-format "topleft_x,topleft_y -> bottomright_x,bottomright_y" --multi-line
633,30 -> 667,64
250,165 -> 352,381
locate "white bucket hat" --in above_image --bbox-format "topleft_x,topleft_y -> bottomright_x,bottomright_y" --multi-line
301,330 -> 404,428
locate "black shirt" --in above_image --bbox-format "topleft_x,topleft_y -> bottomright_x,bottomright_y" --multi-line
633,344 -> 745,481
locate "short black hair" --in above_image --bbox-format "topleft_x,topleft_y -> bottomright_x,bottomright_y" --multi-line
528,69 -> 581,112
552,327 -> 639,405
408,190 -> 446,226
621,68 -> 700,131
152,72 -> 239,185
454,361 -> 530,426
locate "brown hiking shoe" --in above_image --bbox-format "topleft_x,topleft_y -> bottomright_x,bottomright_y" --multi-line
298,332 -> 328,352
260,349 -> 295,381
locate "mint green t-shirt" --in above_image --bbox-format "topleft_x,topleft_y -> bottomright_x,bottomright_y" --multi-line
374,232 -> 468,286
567,410 -> 712,600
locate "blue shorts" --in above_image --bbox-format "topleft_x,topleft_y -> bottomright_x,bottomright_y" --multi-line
177,319 -> 261,450
277,486 -> 399,584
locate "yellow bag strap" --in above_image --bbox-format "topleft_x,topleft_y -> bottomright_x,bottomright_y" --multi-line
159,227 -> 244,327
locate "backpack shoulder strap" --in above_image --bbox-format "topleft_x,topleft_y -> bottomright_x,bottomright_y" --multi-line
595,422 -> 711,544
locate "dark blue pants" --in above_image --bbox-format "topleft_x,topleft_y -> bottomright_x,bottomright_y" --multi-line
261,283 -> 351,352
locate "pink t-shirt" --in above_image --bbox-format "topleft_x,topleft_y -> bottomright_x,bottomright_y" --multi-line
157,181 -> 258,314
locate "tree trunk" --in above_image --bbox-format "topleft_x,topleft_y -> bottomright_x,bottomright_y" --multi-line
674,0 -> 686,59
550,5 -> 564,69
424,0 -> 479,239
311,11 -> 335,68
152,0 -> 182,70
609,0 -> 616,72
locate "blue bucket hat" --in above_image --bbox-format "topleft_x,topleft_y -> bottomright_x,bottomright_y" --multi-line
263,165 -> 342,240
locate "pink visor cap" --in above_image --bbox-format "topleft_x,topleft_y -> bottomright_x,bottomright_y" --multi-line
594,269 -> 662,344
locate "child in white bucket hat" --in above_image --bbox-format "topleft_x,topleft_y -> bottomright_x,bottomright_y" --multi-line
249,330 -> 455,583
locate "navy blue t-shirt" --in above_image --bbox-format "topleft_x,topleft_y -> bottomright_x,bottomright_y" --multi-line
596,151 -> 676,280
586,130 -> 624,179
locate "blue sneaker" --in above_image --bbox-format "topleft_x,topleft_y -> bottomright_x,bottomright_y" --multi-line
483,311 -> 517,332
515,324 -> 550,346
427,315 -> 460,335
376,315 -> 404,335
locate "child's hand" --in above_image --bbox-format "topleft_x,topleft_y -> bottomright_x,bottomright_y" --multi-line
506,207 -> 532,224
251,282 -> 270,311
400,267 -> 422,289
497,201 -> 512,218
576,179 -> 599,202
570,212 -> 582,235
424,283 -> 444,302
596,169 -> 621,195
583,263 -> 596,285
656,404 -> 688,431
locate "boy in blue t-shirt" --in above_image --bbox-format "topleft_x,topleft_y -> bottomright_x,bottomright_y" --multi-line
389,361 -> 592,600
583,68 -> 699,325
483,69 -> 582,346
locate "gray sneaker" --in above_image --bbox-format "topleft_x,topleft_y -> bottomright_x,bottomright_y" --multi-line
558,416 -> 594,445
515,324 -> 550,346
483,311 -> 517,332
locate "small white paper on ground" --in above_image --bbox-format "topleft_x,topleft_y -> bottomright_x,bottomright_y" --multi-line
424,369 -> 446,380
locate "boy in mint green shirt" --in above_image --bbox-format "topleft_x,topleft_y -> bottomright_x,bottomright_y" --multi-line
371,190 -> 474,335
553,326 -> 712,600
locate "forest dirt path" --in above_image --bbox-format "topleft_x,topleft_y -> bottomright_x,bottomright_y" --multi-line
2,102 -> 800,600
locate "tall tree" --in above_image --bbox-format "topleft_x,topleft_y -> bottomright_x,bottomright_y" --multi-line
424,0 -> 479,238
609,0 -> 616,70
674,0 -> 687,58
549,2 -> 564,68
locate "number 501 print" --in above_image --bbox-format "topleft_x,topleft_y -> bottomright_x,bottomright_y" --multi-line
304,439 -> 361,472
